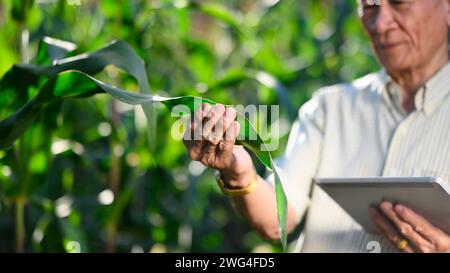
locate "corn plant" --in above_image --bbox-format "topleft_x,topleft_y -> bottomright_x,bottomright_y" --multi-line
0,0 -> 377,253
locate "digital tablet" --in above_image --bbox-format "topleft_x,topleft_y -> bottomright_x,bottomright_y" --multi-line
315,177 -> 450,234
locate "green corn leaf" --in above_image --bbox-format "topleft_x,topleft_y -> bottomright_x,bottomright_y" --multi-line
0,40 -> 157,151
0,38 -> 288,250
89,70 -> 288,250
208,68 -> 297,121
0,69 -> 289,250
34,37 -> 78,65
272,164 -> 287,250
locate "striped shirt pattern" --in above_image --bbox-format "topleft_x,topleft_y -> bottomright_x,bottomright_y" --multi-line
269,62 -> 450,252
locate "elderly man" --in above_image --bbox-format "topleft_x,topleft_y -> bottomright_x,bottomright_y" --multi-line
182,0 -> 450,252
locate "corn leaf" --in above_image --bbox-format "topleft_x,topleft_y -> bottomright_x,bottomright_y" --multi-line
0,39 -> 289,250
0,40 -> 156,150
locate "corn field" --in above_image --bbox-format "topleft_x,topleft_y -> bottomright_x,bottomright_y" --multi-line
0,0 -> 378,253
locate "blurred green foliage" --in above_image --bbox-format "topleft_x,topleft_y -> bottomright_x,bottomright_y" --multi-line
0,0 -> 378,253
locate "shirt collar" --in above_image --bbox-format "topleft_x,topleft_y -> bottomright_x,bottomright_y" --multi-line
378,61 -> 450,117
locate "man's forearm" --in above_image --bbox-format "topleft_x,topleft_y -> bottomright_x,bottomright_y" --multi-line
228,175 -> 299,241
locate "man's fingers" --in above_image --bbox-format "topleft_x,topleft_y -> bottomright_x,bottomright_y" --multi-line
202,104 -> 226,142
394,204 -> 449,250
184,124 -> 207,160
183,103 -> 239,168
379,201 -> 433,252
192,103 -> 209,139
402,246 -> 414,253
369,206 -> 401,242
218,121 -> 240,152
222,107 -> 237,137
185,103 -> 209,141
200,104 -> 225,156
368,206 -> 415,253
220,107 -> 238,147
227,121 -> 240,142
184,103 -> 212,160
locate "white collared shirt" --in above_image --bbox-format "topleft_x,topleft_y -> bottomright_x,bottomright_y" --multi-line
269,62 -> 450,252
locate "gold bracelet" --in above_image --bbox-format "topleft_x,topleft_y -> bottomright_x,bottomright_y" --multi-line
216,170 -> 258,197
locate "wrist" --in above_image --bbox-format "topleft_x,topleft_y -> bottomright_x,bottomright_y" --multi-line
216,169 -> 258,197
219,168 -> 255,189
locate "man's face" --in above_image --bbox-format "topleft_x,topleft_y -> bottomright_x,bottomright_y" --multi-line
360,0 -> 450,73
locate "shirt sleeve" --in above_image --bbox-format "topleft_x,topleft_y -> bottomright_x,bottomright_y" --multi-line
265,91 -> 326,224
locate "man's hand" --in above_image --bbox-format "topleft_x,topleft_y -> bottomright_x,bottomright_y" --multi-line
182,103 -> 254,188
369,201 -> 450,253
